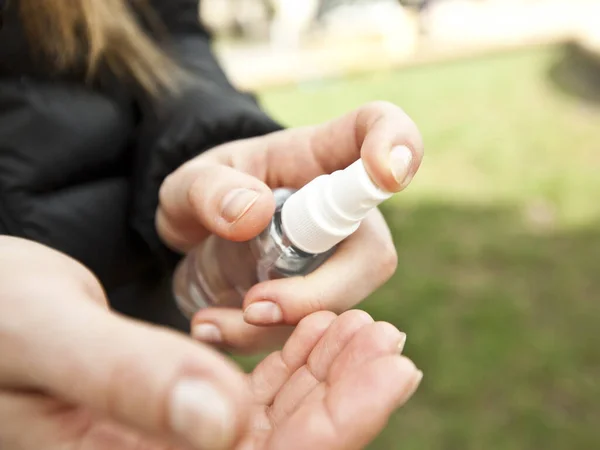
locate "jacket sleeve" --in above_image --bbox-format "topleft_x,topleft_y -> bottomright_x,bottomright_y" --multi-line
131,0 -> 283,269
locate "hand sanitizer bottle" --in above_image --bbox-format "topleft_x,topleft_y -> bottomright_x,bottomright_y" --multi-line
172,158 -> 394,318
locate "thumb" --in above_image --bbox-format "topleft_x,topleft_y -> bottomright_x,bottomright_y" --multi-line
19,302 -> 251,450
157,162 -> 275,252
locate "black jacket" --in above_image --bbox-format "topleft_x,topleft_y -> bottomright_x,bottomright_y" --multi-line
0,0 -> 282,330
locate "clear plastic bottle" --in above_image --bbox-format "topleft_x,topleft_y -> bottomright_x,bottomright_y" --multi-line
172,159 -> 394,319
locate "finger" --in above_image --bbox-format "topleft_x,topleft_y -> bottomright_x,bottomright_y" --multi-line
328,322 -> 406,384
0,390 -> 175,450
266,356 -> 422,450
306,310 -> 374,381
9,301 -> 251,450
267,311 -> 372,425
242,210 -> 397,325
247,311 -> 337,405
325,356 -> 423,449
191,308 -> 295,355
206,101 -> 424,193
158,162 -> 275,252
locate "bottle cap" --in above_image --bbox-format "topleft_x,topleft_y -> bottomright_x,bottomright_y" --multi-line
281,159 -> 393,254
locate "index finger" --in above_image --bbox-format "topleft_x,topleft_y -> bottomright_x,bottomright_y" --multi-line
199,101 -> 424,192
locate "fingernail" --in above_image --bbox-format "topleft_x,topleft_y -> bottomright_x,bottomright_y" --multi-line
400,369 -> 423,405
170,379 -> 233,449
192,323 -> 222,343
389,145 -> 413,186
411,370 -> 424,394
397,332 -> 407,354
220,188 -> 259,223
243,301 -> 283,325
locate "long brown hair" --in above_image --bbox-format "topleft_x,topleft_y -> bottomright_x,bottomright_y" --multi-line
19,0 -> 186,95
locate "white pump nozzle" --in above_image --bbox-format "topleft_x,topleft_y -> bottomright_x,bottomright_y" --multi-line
281,159 -> 393,254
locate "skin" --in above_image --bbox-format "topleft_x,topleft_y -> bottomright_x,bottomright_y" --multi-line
0,237 -> 422,450
157,101 -> 424,353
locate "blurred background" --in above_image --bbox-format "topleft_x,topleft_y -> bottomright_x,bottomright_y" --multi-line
201,1 -> 600,449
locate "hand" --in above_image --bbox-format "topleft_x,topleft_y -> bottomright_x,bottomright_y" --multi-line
157,101 -> 424,353
0,236 -> 249,449
234,310 -> 423,450
0,237 -> 423,449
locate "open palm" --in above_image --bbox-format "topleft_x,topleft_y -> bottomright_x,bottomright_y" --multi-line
240,310 -> 422,450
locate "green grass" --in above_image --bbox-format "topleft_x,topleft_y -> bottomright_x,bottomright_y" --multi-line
246,44 -> 600,449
